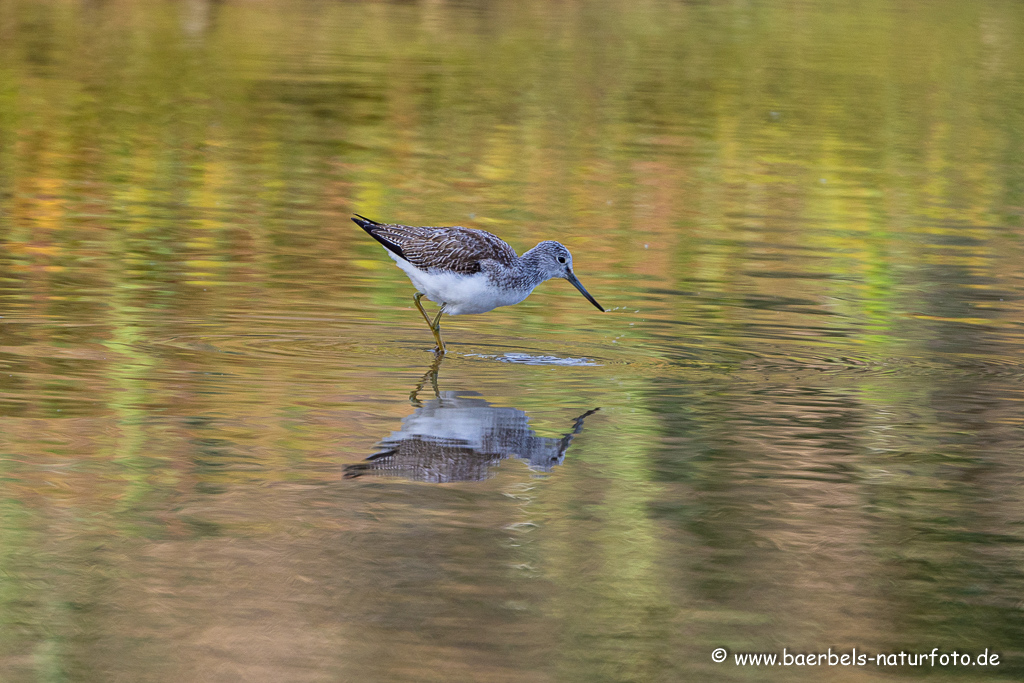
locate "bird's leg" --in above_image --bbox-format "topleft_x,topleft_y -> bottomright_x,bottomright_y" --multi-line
413,292 -> 446,354
413,292 -> 432,326
429,305 -> 447,353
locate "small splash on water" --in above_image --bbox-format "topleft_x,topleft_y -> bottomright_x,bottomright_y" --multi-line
465,352 -> 601,366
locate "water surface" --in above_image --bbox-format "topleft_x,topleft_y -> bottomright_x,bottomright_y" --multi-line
1,0 -> 1023,681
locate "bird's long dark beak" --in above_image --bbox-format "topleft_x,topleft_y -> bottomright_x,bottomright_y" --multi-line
566,271 -> 605,312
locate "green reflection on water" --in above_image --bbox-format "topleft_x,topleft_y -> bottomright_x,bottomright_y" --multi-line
0,0 -> 1023,681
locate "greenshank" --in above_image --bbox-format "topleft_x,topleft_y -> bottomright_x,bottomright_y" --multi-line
354,215 -> 604,353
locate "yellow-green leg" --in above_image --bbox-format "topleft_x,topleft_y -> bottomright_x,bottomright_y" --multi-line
414,292 -> 447,354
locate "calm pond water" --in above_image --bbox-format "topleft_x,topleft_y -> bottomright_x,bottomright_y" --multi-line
2,0 -> 1024,681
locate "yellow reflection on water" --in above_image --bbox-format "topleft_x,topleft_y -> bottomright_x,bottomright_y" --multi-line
0,0 -> 1023,681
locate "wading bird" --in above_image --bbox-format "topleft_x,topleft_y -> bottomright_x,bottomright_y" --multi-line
354,215 -> 604,353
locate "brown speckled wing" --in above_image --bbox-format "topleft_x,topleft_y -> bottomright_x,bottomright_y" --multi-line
354,217 -> 517,275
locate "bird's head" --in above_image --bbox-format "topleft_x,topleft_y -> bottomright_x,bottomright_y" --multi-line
531,241 -> 604,312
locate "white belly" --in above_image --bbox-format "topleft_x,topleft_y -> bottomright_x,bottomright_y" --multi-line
391,255 -> 532,315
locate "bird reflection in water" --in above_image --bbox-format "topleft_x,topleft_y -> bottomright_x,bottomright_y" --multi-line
345,357 -> 599,482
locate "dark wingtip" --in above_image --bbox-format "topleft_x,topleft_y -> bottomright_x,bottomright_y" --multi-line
352,214 -> 379,231
355,215 -> 408,261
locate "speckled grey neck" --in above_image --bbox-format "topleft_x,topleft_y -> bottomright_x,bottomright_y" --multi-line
484,242 -> 569,292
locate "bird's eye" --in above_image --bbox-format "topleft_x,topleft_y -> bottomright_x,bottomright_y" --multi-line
557,256 -> 567,264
